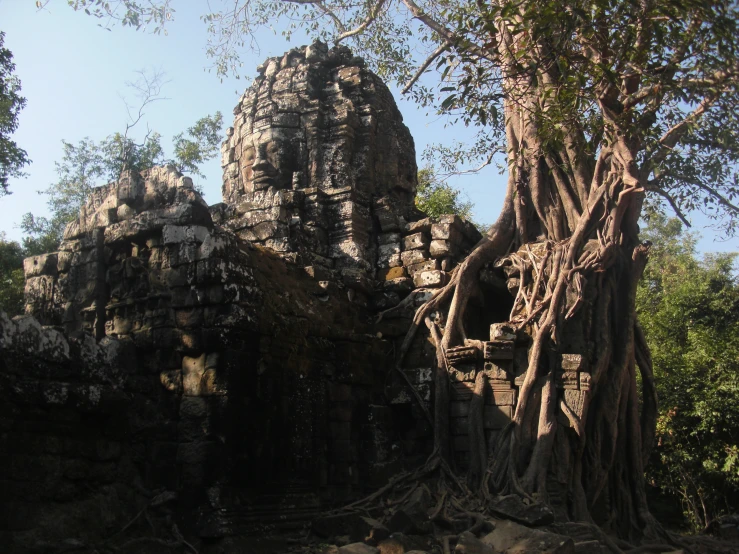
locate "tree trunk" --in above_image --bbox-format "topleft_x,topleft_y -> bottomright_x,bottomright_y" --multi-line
400,87 -> 663,542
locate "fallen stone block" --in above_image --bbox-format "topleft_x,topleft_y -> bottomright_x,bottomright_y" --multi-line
482,520 -> 574,553
455,531 -> 493,554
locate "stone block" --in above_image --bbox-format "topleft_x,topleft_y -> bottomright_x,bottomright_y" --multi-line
483,361 -> 509,380
162,225 -> 210,245
455,531 -> 494,554
486,389 -> 516,406
342,268 -> 373,294
483,340 -> 514,360
404,217 -> 431,235
446,345 -> 479,365
400,249 -> 427,267
405,259 -> 438,277
386,487 -> 432,535
490,323 -> 516,341
402,232 -> 428,251
377,208 -> 399,232
377,266 -> 407,281
556,371 -> 580,389
431,222 -> 462,243
429,239 -> 457,258
450,417 -> 469,436
351,517 -> 390,546
24,253 -> 59,278
413,270 -> 448,288
580,372 -> 591,391
450,401 -> 470,417
451,381 -> 474,401
482,520 -> 573,553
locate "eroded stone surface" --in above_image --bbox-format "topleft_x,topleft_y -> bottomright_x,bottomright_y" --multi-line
2,43 -> 490,552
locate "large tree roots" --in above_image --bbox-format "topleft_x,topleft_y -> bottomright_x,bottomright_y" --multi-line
305,448 -> 717,554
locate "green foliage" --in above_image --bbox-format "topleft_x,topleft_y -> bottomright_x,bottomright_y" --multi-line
66,0 -> 739,234
0,233 -> 25,316
416,167 -> 486,230
172,111 -> 223,177
638,214 -> 739,531
0,31 -> 30,196
21,112 -> 222,253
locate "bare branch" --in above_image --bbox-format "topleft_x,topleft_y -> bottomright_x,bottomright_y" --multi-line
336,0 -> 388,43
659,91 -> 723,150
402,42 -> 450,94
281,0 -> 347,33
399,0 -> 496,63
645,181 -> 692,227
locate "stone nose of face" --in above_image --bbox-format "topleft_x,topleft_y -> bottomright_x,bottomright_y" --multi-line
252,151 -> 272,172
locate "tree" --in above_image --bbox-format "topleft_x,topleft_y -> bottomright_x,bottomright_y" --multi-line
638,214 -> 739,532
65,0 -> 739,543
416,167 -> 476,223
19,69 -> 222,252
0,233 -> 25,316
0,31 -> 30,196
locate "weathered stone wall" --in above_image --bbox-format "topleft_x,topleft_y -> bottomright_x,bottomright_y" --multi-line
0,44 -> 494,549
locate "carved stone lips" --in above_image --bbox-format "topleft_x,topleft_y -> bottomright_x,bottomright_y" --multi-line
252,171 -> 276,185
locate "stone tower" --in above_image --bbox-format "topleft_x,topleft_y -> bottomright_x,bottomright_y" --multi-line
218,41 -> 418,275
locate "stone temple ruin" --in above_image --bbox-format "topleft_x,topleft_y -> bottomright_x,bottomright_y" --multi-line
0,43 -> 593,551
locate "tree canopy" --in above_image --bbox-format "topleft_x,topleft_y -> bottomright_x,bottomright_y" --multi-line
21,111 -> 223,255
415,167 -> 477,224
638,214 -> 739,532
65,0 -> 739,236
0,31 -> 30,197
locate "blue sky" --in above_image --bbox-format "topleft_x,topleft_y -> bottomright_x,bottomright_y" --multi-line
0,1 -> 736,255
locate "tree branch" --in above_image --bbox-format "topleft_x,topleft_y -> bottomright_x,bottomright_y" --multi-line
399,0 -> 496,63
281,0 -> 347,33
336,0 -> 387,42
402,42 -> 450,94
644,181 -> 692,227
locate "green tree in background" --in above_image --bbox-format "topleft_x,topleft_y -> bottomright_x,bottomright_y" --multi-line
638,214 -> 739,532
416,167 -> 475,221
0,31 -> 30,196
20,113 -> 223,255
0,233 -> 25,316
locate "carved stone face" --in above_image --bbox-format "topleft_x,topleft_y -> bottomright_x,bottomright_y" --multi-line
241,128 -> 302,191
